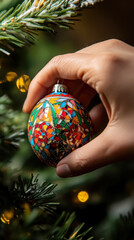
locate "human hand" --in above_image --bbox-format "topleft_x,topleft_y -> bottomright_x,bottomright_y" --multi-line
23,39 -> 134,177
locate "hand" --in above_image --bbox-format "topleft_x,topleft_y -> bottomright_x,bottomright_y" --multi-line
23,39 -> 134,177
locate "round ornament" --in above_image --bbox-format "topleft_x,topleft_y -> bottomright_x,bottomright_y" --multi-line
28,83 -> 92,167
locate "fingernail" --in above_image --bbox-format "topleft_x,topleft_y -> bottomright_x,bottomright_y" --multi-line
56,164 -> 72,178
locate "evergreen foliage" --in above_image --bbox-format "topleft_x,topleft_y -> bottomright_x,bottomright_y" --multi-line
0,174 -> 96,240
0,0 -> 134,239
0,0 -> 101,55
0,1 -> 101,239
110,210 -> 134,240
0,95 -> 25,160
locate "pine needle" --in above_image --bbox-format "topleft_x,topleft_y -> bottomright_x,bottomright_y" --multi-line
0,0 -> 102,54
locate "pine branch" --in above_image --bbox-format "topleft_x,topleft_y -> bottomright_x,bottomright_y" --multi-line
107,209 -> 134,240
0,0 -> 102,54
0,208 -> 96,240
10,174 -> 59,212
0,95 -> 25,159
49,211 -> 94,240
0,174 -> 58,216
0,174 -> 100,240
121,209 -> 134,225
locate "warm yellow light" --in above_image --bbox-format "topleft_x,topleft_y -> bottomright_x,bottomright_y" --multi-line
1,210 -> 14,224
77,191 -> 89,203
24,203 -> 31,214
1,215 -> 10,224
0,79 -> 6,84
16,74 -> 30,92
6,72 -> 17,82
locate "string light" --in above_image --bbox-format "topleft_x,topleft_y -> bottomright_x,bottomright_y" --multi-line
77,191 -> 89,203
0,71 -> 17,84
1,210 -> 14,224
16,74 -> 31,92
6,72 -> 17,82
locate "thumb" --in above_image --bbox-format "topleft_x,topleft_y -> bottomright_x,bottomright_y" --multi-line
56,128 -> 119,177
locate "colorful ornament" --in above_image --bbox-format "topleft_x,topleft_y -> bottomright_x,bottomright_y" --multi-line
28,83 -> 92,167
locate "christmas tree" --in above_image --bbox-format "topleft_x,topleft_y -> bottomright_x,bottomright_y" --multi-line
0,0 -> 134,239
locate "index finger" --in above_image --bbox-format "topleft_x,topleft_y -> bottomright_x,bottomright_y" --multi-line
23,52 -> 95,113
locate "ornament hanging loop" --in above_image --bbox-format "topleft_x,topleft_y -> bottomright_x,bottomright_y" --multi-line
52,81 -> 68,93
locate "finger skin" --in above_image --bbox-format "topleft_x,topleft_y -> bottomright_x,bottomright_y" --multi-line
23,39 -> 134,178
23,53 -> 95,113
56,128 -> 115,177
89,103 -> 108,134
56,122 -> 134,178
23,39 -> 134,113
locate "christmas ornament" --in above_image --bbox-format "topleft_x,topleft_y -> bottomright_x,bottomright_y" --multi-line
28,82 -> 92,167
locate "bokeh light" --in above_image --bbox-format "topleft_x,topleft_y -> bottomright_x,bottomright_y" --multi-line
77,191 -> 89,203
6,72 -> 17,82
1,210 -> 14,224
16,74 -> 31,92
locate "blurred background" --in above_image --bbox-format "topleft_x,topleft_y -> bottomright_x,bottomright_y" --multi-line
0,0 -> 134,239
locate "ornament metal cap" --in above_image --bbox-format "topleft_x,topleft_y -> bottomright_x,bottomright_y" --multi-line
52,82 -> 68,93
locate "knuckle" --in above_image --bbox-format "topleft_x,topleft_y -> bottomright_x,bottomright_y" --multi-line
92,52 -> 122,91
50,53 -> 73,65
106,38 -> 122,47
70,149 -> 87,172
50,55 -> 63,65
97,52 -> 122,73
104,52 -> 121,65
49,53 -> 73,71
